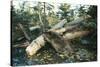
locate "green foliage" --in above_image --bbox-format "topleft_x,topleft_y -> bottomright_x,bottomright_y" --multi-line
59,4 -> 70,12
59,4 -> 70,20
78,5 -> 87,17
58,4 -> 74,22
87,6 -> 97,19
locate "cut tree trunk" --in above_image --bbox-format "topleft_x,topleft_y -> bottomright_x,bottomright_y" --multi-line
26,15 -> 91,56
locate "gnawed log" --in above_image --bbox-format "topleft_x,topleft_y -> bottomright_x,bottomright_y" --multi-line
26,35 -> 45,56
26,15 -> 91,56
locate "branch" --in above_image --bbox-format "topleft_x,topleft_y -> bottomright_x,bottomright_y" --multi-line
18,23 -> 31,41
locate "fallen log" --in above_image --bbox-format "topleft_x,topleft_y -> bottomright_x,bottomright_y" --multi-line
12,41 -> 29,48
18,23 -> 31,41
26,15 -> 91,56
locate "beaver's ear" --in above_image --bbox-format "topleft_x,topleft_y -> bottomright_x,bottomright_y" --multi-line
45,30 -> 52,33
43,31 -> 50,35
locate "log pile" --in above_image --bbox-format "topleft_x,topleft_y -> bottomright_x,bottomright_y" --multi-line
26,15 -> 91,56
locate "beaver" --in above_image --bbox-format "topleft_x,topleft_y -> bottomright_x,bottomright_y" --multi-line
43,31 -> 73,55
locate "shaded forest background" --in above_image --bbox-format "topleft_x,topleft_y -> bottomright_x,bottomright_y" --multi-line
11,1 -> 97,66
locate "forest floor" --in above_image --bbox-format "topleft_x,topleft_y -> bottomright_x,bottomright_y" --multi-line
12,40 -> 97,66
